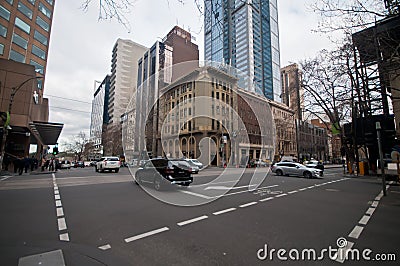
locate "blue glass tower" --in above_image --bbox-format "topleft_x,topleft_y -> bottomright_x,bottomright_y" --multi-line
204,0 -> 281,102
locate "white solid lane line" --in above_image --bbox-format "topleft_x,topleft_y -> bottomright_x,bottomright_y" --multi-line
239,202 -> 258,208
275,193 -> 287,198
124,227 -> 170,243
177,216 -> 208,226
213,208 -> 237,215
179,190 -> 214,199
287,190 -> 298,194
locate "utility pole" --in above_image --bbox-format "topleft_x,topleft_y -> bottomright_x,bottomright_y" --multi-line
376,122 -> 387,196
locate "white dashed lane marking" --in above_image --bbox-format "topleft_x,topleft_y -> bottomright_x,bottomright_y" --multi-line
213,208 -> 236,215
239,202 -> 258,208
124,227 -> 170,243
348,225 -> 364,239
98,244 -> 111,251
177,216 -> 208,226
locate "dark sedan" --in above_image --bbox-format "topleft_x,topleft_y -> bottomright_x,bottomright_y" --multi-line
74,161 -> 85,168
134,158 -> 193,190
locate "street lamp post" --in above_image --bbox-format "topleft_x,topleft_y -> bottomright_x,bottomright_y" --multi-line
0,76 -> 43,171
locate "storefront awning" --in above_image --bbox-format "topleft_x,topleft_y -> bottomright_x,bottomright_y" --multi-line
29,121 -> 63,145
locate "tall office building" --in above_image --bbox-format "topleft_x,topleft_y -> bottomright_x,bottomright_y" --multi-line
108,39 -> 147,125
204,0 -> 281,101
1,0 -> 55,90
134,26 -> 199,157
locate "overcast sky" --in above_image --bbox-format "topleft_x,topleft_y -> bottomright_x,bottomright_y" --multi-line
45,0 -> 337,149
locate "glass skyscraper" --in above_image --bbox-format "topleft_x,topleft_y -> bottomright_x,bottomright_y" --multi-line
204,0 -> 281,101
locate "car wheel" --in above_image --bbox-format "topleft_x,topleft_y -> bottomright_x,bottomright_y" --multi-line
276,169 -> 283,176
115,168 -> 119,173
100,167 -> 104,173
304,171 -> 312,179
154,177 -> 163,191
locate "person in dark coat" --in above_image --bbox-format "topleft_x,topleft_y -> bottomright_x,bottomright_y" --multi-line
23,156 -> 30,173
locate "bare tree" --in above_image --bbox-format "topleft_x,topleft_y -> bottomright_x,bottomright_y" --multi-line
311,0 -> 398,34
64,131 -> 90,161
300,44 -> 354,130
102,124 -> 123,156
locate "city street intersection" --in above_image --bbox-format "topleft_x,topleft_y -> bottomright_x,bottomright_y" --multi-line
0,166 -> 399,265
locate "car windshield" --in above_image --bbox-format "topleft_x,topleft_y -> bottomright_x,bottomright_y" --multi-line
106,158 -> 119,161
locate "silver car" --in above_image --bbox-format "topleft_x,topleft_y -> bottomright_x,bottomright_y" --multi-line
271,162 -> 323,178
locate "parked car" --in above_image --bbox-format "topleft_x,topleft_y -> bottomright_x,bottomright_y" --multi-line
304,160 -> 325,172
84,161 -> 91,167
185,159 -> 204,170
271,162 -> 323,178
185,160 -> 199,174
59,160 -> 71,169
74,161 -> 85,168
134,158 -> 194,190
95,157 -> 121,173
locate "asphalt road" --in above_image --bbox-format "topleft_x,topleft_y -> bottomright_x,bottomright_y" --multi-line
0,166 -> 399,265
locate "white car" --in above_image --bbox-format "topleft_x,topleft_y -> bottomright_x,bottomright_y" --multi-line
95,157 -> 121,173
271,162 -> 323,178
186,159 -> 204,170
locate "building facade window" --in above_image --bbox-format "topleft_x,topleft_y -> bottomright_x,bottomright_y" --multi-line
30,59 -> 44,74
32,44 -> 45,59
0,23 -> 7,37
0,44 -> 4,55
15,17 -> 30,34
9,49 -> 25,63
6,0 -> 14,4
36,16 -> 49,31
12,33 -> 28,49
34,30 -> 48,45
38,3 -> 51,18
0,6 -> 11,21
27,0 -> 35,5
18,1 -> 33,19
46,0 -> 53,5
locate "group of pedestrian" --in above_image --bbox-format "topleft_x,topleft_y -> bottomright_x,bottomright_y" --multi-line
41,157 -> 59,172
3,156 -> 39,175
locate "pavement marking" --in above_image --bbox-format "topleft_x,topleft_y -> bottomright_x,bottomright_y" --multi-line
179,190 -> 214,199
287,190 -> 298,194
239,202 -> 258,208
56,207 -> 64,217
55,200 -> 62,207
98,244 -> 111,251
358,215 -> 371,225
371,201 -> 379,208
259,197 -> 274,202
205,185 -> 256,190
55,194 -> 61,200
213,208 -> 237,215
348,225 -> 364,239
59,233 -> 69,241
334,240 -> 355,263
307,186 -> 314,189
124,227 -> 170,243
298,187 -> 308,191
177,215 -> 208,226
275,193 -> 287,198
325,188 -> 340,192
366,207 -> 376,216
0,176 -> 12,181
54,190 -> 59,195
57,218 -> 67,231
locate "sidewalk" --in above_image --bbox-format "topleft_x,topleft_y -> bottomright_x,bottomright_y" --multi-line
0,168 -> 55,178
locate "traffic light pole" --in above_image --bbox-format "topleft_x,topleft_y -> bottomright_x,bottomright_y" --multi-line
376,122 -> 387,196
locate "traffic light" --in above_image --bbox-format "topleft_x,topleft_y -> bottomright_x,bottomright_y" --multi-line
53,144 -> 59,155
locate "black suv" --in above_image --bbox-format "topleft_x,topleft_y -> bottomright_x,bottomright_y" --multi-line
134,158 -> 194,190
